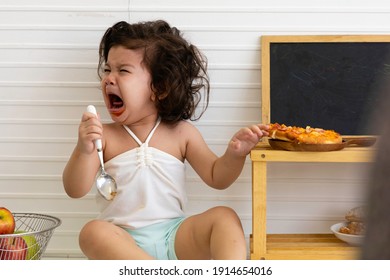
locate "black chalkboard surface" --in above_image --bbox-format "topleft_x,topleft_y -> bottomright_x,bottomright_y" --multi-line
261,35 -> 390,135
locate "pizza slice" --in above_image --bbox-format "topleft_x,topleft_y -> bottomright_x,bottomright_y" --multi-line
268,123 -> 342,144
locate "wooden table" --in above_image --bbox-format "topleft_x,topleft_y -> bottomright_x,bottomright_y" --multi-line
250,141 -> 375,260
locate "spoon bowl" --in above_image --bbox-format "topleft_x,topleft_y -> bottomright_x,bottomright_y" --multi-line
95,169 -> 117,201
87,105 -> 117,201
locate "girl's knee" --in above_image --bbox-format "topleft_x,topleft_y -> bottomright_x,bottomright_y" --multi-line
79,220 -> 98,248
79,220 -> 113,250
80,220 -> 102,239
209,206 -> 241,222
204,206 -> 244,231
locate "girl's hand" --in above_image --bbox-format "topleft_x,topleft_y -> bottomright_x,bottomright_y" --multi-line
76,111 -> 103,154
228,124 -> 269,157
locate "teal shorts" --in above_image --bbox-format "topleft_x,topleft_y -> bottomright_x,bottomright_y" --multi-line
122,217 -> 186,260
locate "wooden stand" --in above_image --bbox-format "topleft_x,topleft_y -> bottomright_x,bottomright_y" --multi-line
250,141 -> 375,260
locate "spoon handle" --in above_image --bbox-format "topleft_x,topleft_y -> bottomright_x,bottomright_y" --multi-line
86,105 -> 103,151
86,105 -> 105,169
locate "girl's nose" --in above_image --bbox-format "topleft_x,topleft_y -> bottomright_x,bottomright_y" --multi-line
104,73 -> 116,85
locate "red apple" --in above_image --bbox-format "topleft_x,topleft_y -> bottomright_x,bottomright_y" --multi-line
0,207 -> 15,235
0,236 -> 27,260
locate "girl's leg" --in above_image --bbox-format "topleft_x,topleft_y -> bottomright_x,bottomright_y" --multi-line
174,206 -> 247,260
79,219 -> 154,260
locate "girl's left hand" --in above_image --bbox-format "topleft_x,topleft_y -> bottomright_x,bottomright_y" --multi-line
228,124 -> 269,157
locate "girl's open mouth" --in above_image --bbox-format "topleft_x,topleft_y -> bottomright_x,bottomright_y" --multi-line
109,93 -> 123,108
107,93 -> 125,116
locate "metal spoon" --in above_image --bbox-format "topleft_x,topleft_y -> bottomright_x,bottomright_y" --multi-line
87,105 -> 117,201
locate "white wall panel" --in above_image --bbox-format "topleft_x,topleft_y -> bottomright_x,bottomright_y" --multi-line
0,1 -> 383,259
0,86 -> 101,101
0,48 -> 98,63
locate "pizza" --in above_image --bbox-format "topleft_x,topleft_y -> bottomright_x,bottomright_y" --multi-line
267,123 -> 343,144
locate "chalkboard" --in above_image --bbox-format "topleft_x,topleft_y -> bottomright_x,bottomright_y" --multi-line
261,35 -> 390,135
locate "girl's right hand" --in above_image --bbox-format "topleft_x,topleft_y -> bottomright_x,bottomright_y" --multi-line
77,111 -> 103,154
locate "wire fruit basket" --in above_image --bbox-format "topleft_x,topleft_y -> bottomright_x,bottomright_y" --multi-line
0,213 -> 61,260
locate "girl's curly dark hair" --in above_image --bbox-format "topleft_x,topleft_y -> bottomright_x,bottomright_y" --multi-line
98,20 -> 210,124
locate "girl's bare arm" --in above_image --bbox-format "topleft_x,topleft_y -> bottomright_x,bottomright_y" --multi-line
186,123 -> 268,189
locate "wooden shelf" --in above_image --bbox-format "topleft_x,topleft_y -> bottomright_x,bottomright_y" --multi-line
252,141 -> 375,163
250,234 -> 360,260
249,140 -> 375,260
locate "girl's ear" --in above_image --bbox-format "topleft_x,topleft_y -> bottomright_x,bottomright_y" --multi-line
151,91 -> 168,101
150,84 -> 158,101
158,92 -> 168,100
150,83 -> 168,101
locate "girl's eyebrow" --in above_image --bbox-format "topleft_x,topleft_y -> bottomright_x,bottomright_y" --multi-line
105,62 -> 135,69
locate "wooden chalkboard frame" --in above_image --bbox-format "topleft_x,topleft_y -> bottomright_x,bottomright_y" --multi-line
261,35 -> 390,135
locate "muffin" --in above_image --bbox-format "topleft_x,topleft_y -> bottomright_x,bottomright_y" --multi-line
339,206 -> 366,235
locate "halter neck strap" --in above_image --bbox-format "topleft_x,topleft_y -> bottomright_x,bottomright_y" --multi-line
122,117 -> 161,146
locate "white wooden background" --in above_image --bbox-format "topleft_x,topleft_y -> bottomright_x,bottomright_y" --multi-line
0,0 -> 384,259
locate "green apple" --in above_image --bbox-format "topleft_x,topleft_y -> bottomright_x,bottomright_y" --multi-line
14,231 -> 40,260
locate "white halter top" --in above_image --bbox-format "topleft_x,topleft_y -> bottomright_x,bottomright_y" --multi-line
96,118 -> 187,229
